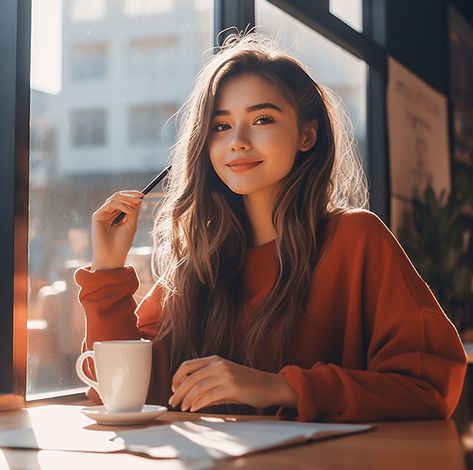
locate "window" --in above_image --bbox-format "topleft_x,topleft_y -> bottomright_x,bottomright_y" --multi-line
70,109 -> 107,147
71,0 -> 106,22
71,43 -> 108,80
25,0 -> 213,400
129,103 -> 178,144
329,0 -> 363,32
124,0 -> 174,17
256,0 -> 368,168
0,0 -> 384,405
127,36 -> 178,76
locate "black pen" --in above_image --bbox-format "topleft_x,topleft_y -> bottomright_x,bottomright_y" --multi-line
111,165 -> 172,226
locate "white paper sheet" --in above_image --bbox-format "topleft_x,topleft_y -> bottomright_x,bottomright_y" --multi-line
114,420 -> 373,460
0,405 -> 372,462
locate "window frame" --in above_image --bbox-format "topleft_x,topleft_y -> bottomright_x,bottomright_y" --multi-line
0,0 -> 388,407
0,0 -> 31,408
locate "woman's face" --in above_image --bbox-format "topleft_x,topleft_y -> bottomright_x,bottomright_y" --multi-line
208,72 -> 309,198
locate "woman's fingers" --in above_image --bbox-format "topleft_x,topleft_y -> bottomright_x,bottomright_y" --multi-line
170,363 -> 216,407
171,356 -> 218,392
189,387 -> 238,412
179,375 -> 221,411
93,193 -> 142,223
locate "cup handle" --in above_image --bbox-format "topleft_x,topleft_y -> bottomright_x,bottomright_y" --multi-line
75,350 -> 100,395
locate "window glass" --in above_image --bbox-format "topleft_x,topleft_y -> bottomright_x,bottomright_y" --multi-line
256,0 -> 368,169
127,36 -> 179,76
71,43 -> 108,80
28,0 -> 213,399
124,0 -> 174,17
70,109 -> 107,147
129,103 -> 178,145
71,0 -> 106,22
329,0 -> 363,32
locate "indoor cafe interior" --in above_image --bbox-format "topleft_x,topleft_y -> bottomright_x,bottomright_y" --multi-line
1,0 -> 473,469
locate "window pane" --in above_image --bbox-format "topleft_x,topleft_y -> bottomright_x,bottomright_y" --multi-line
329,0 -> 363,32
28,0 -> 213,399
256,0 -> 367,169
71,0 -> 106,22
71,43 -> 108,80
70,109 -> 107,146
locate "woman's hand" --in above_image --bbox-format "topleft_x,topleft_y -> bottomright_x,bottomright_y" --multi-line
91,190 -> 144,270
168,355 -> 298,412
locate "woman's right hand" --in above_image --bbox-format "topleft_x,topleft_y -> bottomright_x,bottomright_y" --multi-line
91,190 -> 144,270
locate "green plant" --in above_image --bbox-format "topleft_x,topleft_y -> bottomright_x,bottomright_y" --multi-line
398,172 -> 473,332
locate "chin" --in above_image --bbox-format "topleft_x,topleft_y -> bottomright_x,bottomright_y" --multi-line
227,185 -> 253,196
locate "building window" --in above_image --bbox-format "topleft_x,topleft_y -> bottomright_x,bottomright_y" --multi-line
71,43 -> 108,80
129,103 -> 178,144
123,0 -> 174,17
71,0 -> 106,22
70,109 -> 106,147
127,36 -> 178,76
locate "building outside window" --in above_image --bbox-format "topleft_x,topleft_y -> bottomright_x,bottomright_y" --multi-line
70,109 -> 106,147
129,103 -> 178,145
26,0 -> 213,399
71,43 -> 108,80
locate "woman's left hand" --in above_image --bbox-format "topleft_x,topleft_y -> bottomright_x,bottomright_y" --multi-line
168,355 -> 297,412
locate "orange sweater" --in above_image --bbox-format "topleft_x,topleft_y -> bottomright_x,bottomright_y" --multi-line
75,210 -> 467,422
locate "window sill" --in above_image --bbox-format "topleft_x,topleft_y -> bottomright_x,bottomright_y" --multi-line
0,394 -> 24,411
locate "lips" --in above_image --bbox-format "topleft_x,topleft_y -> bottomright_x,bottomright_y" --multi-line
226,158 -> 263,173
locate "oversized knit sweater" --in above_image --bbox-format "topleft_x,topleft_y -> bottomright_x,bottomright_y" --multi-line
75,209 -> 467,422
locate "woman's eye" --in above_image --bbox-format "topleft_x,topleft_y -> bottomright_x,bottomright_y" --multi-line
213,123 -> 230,132
254,115 -> 275,125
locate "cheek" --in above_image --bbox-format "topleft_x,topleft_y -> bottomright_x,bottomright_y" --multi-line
208,139 -> 225,175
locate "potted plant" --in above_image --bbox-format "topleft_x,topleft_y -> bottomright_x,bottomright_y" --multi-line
397,171 -> 473,337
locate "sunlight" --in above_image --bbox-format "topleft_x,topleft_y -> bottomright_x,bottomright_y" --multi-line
31,0 -> 62,94
37,450 -> 192,469
0,450 -> 10,470
171,422 -> 249,458
26,406 -> 121,452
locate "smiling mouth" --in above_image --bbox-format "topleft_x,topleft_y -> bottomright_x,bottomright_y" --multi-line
226,161 -> 263,172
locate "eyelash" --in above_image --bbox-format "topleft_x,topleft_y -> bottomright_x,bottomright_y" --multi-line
213,115 -> 275,132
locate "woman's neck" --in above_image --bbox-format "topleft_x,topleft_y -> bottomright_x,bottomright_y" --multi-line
243,188 -> 278,247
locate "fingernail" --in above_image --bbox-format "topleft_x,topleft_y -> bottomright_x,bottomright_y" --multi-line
190,406 -> 195,412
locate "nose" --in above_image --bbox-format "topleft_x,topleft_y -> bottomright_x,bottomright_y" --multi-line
230,126 -> 252,152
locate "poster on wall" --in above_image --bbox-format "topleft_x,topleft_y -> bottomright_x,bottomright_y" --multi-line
386,56 -> 451,202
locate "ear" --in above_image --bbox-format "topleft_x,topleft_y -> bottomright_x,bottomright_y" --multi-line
298,119 -> 318,152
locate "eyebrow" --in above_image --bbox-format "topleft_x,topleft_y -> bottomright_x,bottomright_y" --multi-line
213,102 -> 283,117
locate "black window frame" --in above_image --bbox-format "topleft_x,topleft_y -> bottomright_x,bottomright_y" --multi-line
0,0 -> 388,406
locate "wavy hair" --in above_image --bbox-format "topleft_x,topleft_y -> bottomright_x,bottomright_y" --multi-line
152,33 -> 368,409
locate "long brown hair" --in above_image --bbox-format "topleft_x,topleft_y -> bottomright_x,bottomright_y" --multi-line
152,33 -> 368,399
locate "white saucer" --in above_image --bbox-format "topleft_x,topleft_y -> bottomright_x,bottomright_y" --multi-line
81,405 -> 168,426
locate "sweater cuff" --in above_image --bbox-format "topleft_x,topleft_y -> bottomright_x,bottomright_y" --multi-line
75,265 -> 138,288
276,363 -> 346,422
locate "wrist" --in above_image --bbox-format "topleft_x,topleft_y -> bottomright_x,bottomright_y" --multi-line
91,259 -> 126,271
271,373 -> 297,409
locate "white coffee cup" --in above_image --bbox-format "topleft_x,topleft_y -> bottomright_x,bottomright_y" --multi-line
76,339 -> 152,413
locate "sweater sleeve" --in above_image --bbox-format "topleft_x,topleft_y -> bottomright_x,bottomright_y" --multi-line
277,211 -> 467,422
75,265 -> 167,404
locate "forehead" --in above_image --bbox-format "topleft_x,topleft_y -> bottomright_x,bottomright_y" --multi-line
214,72 -> 290,110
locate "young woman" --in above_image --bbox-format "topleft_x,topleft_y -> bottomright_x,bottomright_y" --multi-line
75,33 -> 466,422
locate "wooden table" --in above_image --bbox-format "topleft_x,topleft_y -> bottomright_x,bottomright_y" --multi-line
0,402 -> 466,469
